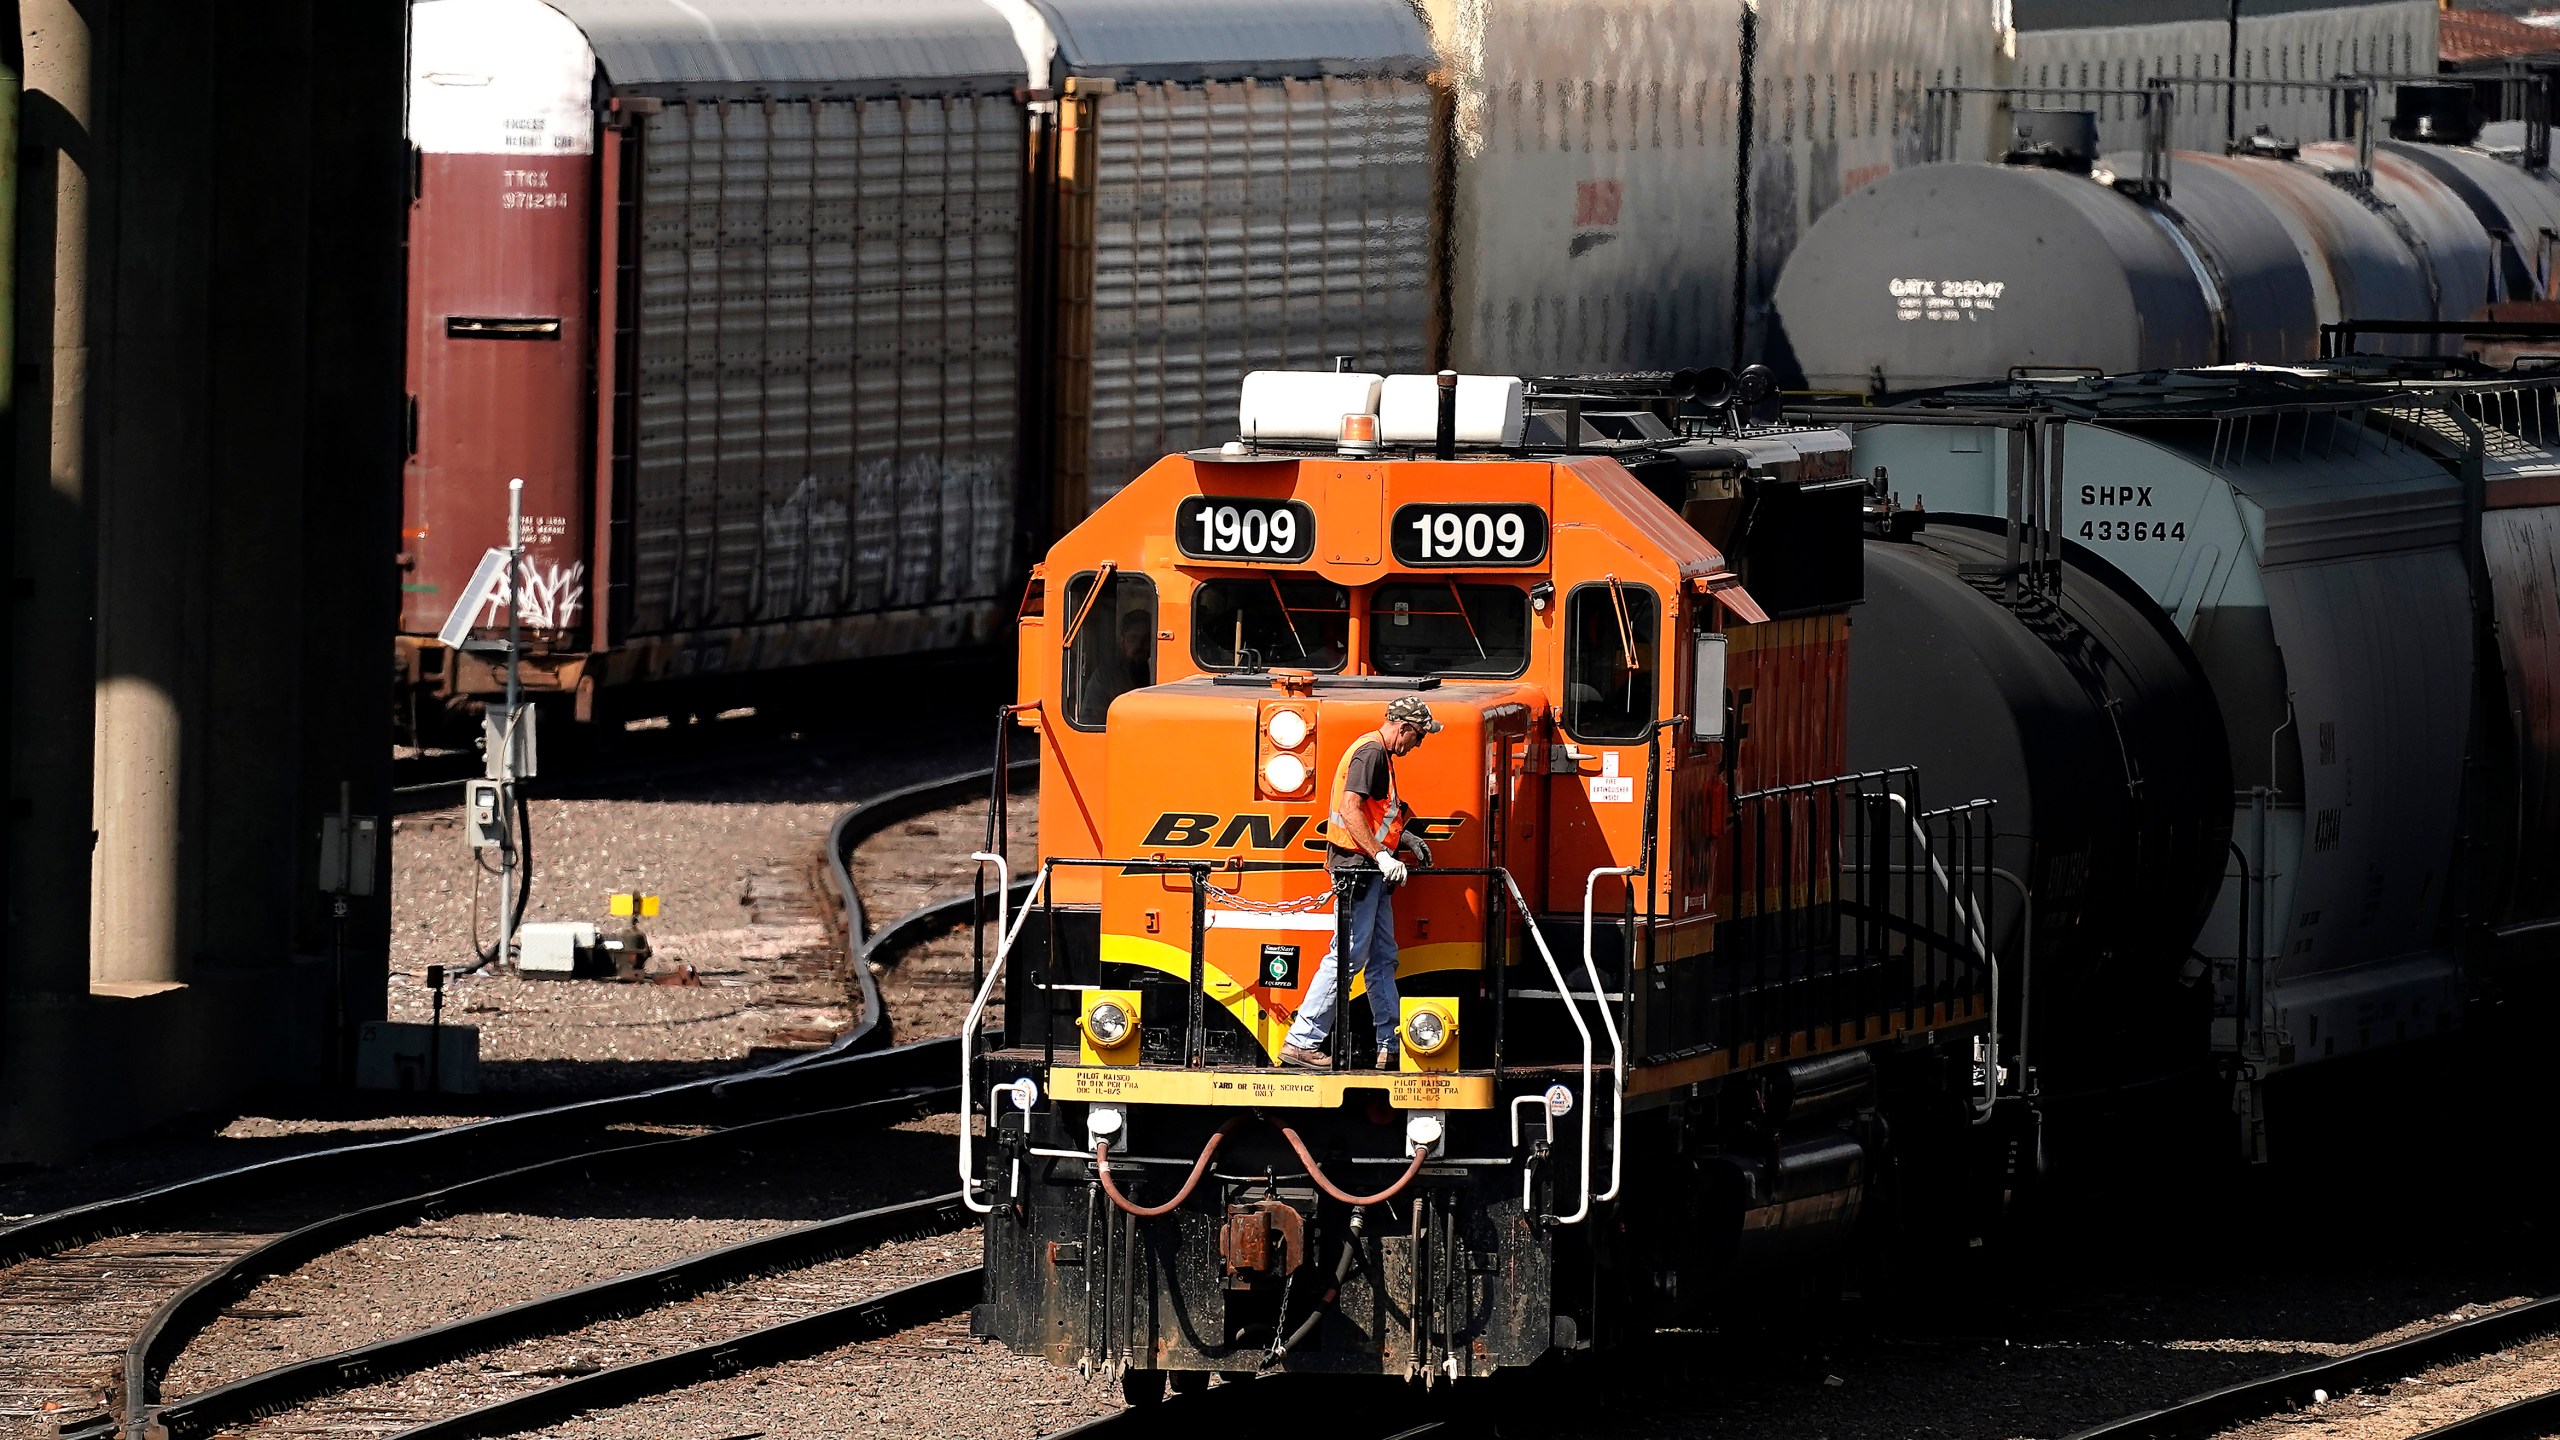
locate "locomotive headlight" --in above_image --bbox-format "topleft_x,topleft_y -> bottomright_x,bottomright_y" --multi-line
1262,753 -> 1310,794
1266,708 -> 1309,749
1077,988 -> 1142,1066
1398,997 -> 1458,1072
1404,1007 -> 1448,1054
1084,999 -> 1132,1046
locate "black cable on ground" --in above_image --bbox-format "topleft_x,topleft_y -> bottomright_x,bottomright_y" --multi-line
462,780 -> 534,975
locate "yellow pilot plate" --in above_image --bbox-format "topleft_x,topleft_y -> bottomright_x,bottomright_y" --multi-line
1051,1066 -> 1495,1110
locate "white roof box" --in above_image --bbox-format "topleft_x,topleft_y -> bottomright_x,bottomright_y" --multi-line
1238,370 -> 1383,442
1379,373 -> 1526,445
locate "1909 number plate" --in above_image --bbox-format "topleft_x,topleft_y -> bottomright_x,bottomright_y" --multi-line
1390,503 -> 1549,567
1175,495 -> 1317,562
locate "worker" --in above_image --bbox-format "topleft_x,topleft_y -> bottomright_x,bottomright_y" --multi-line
1279,696 -> 1440,1068
1115,607 -> 1154,694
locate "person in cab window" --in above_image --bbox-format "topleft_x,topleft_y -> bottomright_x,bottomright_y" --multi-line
1114,608 -> 1153,695
1280,696 -> 1440,1069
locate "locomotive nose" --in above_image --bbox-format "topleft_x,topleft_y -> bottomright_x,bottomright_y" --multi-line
1093,677 -> 1512,1068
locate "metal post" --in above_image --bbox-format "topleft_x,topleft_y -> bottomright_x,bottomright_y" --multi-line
2003,426 -> 2026,605
1041,867 -> 1060,1069
499,478 -> 525,970
1491,864 -> 1509,1078
332,779 -> 352,1083
2045,419 -> 2068,597
426,963 -> 446,1093
1187,865 -> 1209,1067
2247,785 -> 2269,1056
1330,871 -> 1355,1070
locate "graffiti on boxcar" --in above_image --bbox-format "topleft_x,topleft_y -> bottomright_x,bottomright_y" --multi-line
476,558 -> 586,630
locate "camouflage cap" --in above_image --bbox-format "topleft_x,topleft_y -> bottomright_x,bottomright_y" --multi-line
1385,696 -> 1443,733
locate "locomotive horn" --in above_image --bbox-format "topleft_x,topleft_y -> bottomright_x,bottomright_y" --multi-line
1677,366 -> 1737,409
1735,364 -> 1776,406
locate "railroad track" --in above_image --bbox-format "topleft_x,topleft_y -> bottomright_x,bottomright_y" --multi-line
4,759 -> 1027,1440
1034,1380 -> 1454,1440
129,1198 -> 979,1440
2065,1290 -> 2560,1440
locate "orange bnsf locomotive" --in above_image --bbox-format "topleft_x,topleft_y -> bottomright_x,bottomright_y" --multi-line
957,370 -> 2044,1397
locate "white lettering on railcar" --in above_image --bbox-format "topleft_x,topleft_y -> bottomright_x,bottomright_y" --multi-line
502,169 -> 566,209
1892,276 -> 2006,322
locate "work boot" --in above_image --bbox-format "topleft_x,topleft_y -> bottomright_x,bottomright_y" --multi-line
1377,1045 -> 1399,1070
1279,1044 -> 1330,1068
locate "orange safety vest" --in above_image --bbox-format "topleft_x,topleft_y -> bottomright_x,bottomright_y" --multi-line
1323,734 -> 1405,856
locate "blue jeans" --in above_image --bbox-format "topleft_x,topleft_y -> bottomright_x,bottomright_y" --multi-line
1284,875 -> 1399,1051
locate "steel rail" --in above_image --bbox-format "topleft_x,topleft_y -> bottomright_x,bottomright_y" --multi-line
0,762 -> 1028,1269
138,1192 -> 974,1440
2406,1385 -> 2560,1439
2063,1293 -> 2560,1440
108,1088 -> 951,1440
379,1267 -> 985,1440
0,1034 -> 956,1271
731,757 -> 1037,1075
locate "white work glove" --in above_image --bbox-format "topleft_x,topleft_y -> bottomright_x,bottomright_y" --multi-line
1376,853 -> 1411,886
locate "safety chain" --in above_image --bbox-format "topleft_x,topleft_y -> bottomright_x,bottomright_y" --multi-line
1200,881 -> 1338,915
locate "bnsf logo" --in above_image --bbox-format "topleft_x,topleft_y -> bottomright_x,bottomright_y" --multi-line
1141,812 -> 1466,851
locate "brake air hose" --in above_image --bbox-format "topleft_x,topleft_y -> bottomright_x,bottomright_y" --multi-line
1095,1119 -> 1238,1218
1276,1123 -> 1429,1206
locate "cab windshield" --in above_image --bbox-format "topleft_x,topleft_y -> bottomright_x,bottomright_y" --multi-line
1193,577 -> 1350,671
1369,581 -> 1530,677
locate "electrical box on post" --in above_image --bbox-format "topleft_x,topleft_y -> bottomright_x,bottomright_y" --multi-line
317,814 -> 380,897
465,779 -> 506,850
483,702 -> 538,781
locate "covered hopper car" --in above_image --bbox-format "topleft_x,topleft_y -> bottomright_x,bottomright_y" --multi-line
1810,362 -> 2560,1142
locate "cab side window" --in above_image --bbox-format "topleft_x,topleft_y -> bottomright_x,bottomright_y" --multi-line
1063,571 -> 1158,730
1563,582 -> 1658,742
